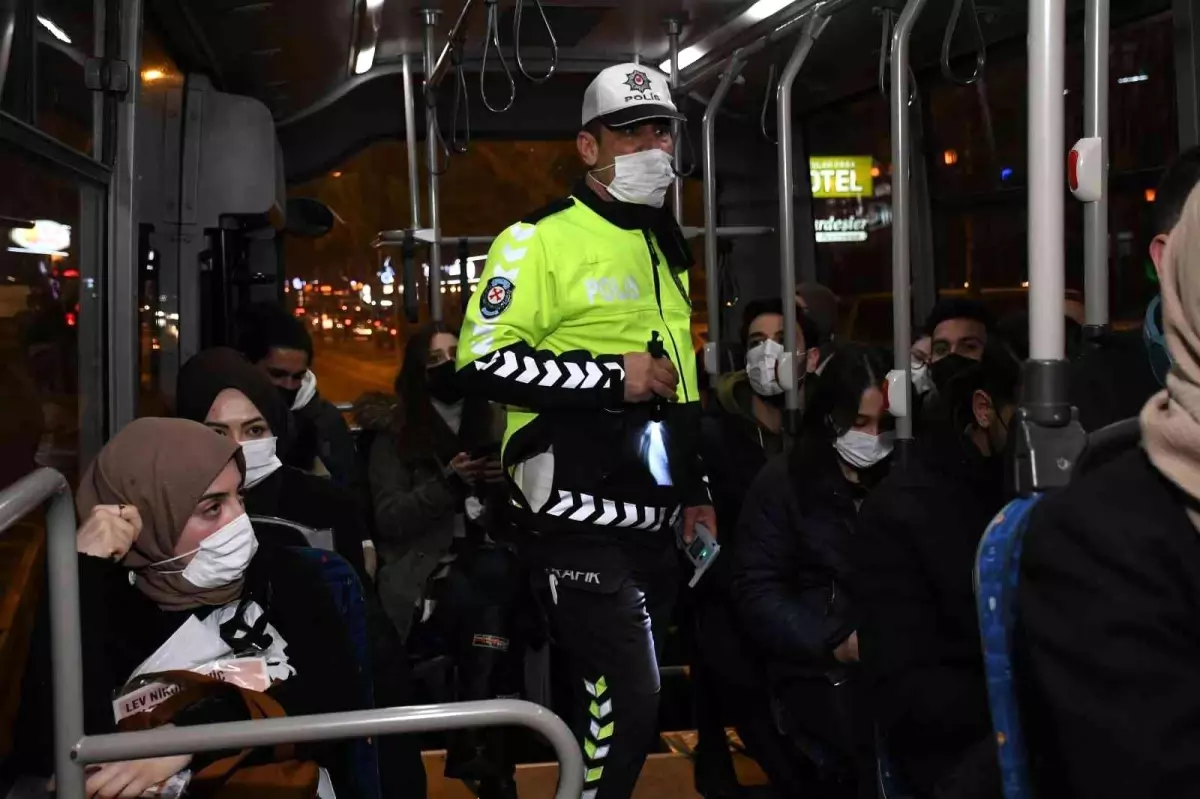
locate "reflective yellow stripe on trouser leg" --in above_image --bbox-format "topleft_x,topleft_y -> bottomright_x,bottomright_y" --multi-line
581,676 -> 613,799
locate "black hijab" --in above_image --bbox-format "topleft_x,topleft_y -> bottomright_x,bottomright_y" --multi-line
175,347 -> 293,455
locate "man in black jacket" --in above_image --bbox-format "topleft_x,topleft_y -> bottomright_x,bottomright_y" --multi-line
236,302 -> 360,490
854,340 -> 1020,798
1069,146 -> 1200,431
691,299 -> 821,796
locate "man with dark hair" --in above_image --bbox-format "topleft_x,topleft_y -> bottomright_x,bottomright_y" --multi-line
796,283 -> 839,369
855,339 -> 1020,798
926,298 -> 992,364
1070,146 -> 1200,431
456,62 -> 715,799
690,298 -> 822,795
235,303 -> 359,491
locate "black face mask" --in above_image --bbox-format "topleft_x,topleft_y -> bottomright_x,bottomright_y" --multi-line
930,353 -> 978,395
427,361 -> 464,404
277,386 -> 300,409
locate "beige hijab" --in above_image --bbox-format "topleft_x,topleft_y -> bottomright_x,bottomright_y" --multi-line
1141,182 -> 1200,526
77,417 -> 245,610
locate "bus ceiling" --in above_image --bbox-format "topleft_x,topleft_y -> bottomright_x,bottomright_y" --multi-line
141,0 -> 1169,142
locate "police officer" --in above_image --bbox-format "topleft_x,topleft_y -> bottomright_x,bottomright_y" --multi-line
457,63 -> 716,799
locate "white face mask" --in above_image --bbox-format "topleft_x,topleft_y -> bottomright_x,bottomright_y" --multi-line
241,437 -> 282,489
834,430 -> 894,470
151,513 -> 259,589
746,340 -> 785,397
593,149 -> 676,207
910,359 -> 935,396
292,370 -> 317,411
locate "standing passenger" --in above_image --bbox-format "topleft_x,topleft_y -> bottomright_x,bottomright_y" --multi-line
1070,146 -> 1200,431
691,299 -> 822,796
855,340 -> 1020,799
731,344 -> 893,798
236,303 -> 359,489
456,62 -> 715,799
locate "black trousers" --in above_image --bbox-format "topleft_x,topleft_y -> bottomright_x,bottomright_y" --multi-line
692,595 -> 806,796
538,551 -> 677,799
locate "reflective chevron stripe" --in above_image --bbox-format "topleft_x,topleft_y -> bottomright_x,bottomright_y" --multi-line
474,348 -> 625,390
544,490 -> 674,531
582,675 -> 614,791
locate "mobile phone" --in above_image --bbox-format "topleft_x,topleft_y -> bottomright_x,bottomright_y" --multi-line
677,521 -> 721,588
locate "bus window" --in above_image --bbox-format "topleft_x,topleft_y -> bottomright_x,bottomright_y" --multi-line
0,143 -> 105,486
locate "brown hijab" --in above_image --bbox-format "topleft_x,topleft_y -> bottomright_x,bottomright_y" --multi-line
1142,181 -> 1200,529
77,417 -> 246,610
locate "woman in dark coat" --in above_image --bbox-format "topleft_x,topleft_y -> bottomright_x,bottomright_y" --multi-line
362,323 -> 520,798
730,344 -> 893,798
8,418 -> 361,796
174,347 -> 372,579
175,346 -> 425,799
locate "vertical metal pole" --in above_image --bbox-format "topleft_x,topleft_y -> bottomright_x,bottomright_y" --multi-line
1174,0 -> 1200,150
1083,0 -> 1110,332
777,15 -> 828,419
109,0 -> 143,433
46,486 -> 83,799
890,0 -> 930,443
422,9 -> 443,322
0,0 -> 14,100
402,52 -> 422,232
667,17 -> 683,224
702,56 -> 745,378
1029,0 -> 1067,362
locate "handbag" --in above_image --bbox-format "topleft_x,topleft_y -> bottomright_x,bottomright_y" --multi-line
117,669 -> 320,798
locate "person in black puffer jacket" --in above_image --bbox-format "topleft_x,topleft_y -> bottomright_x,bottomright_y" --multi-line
855,340 -> 1021,799
690,299 -> 822,797
731,343 -> 893,799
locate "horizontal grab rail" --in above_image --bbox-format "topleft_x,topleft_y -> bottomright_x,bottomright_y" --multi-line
74,700 -> 584,799
0,466 -> 586,798
0,467 -> 69,535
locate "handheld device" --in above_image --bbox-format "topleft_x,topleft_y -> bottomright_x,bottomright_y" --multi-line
648,331 -> 667,421
677,520 -> 721,588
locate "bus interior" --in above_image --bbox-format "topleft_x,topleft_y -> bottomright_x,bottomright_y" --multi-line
0,0 -> 1191,795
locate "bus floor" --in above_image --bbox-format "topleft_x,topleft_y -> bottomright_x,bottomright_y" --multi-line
421,729 -> 770,799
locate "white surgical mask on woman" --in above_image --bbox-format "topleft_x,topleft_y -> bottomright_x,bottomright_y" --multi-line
593,149 -> 676,207
834,430 -> 894,470
241,437 -> 282,489
910,359 -> 935,396
746,340 -> 786,397
149,513 -> 259,589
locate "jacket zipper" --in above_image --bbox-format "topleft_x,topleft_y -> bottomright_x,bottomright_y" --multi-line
642,230 -> 690,403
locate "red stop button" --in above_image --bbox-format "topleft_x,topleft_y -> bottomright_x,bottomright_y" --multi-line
1067,148 -> 1080,192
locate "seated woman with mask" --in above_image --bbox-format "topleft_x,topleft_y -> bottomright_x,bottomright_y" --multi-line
9,418 -> 361,797
174,347 -> 373,580
730,344 -> 894,797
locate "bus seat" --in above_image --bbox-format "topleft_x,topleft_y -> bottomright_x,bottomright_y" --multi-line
1075,416 -> 1141,477
253,514 -> 335,552
289,546 -> 381,799
974,494 -> 1044,799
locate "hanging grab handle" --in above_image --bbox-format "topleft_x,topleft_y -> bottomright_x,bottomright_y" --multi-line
450,35 -> 471,154
760,62 -> 778,143
514,0 -> 558,84
481,0 -> 516,113
940,0 -> 987,85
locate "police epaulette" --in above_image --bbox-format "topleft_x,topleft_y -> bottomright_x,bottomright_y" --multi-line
521,197 -> 575,225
